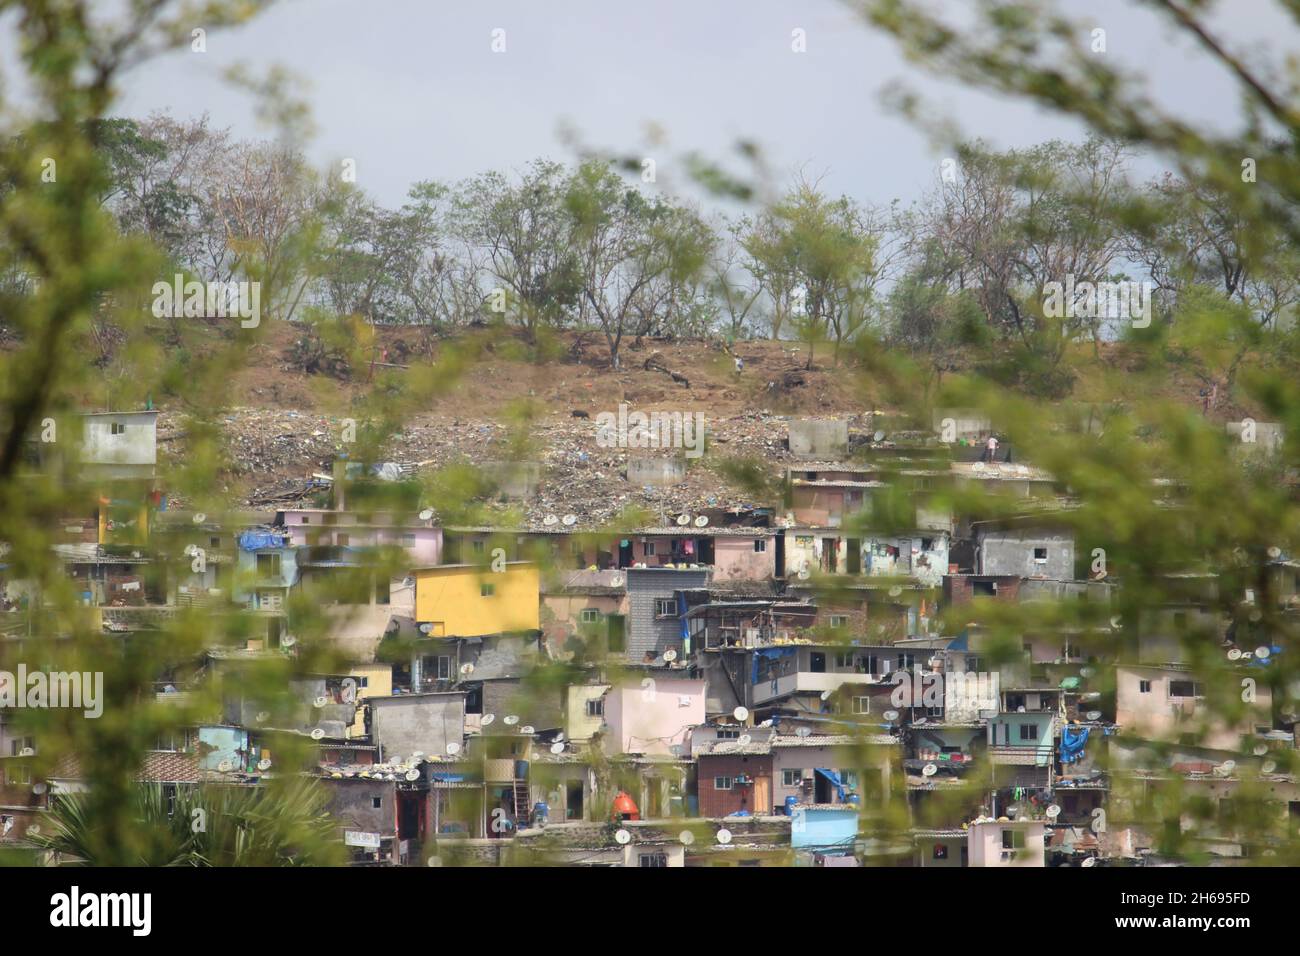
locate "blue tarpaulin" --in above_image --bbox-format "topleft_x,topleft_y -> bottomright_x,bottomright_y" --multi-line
1060,725 -> 1090,764
815,767 -> 846,801
238,531 -> 287,551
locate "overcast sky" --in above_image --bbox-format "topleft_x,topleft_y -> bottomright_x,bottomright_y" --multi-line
9,0 -> 1299,210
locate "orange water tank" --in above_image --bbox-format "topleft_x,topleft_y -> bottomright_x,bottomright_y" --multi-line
612,790 -> 640,821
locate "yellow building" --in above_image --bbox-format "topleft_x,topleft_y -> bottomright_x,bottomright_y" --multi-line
413,562 -> 540,637
345,663 -> 393,738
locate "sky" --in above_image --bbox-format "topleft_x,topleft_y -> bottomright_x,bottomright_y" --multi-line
6,0 -> 1299,211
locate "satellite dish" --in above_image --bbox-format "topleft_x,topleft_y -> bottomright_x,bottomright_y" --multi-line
503,715 -> 519,726
914,716 -> 927,726
679,830 -> 695,846
281,635 -> 296,648
193,513 -> 206,524
310,728 -> 325,740
694,515 -> 709,528
1109,616 -> 1123,630
1255,646 -> 1271,660
255,711 -> 269,724
521,725 -> 535,735
797,568 -> 810,580
615,828 -> 632,845
820,690 -> 832,701
257,758 -> 272,771
314,696 -> 327,708
183,544 -> 196,556
795,726 -> 812,738
406,769 -> 421,781
1086,710 -> 1102,721
883,709 -> 899,722
550,742 -> 565,755
562,514 -> 577,527
1079,666 -> 1095,678
888,585 -> 902,598
1263,760 -> 1278,774
446,742 -> 461,755
664,649 -> 678,663
1017,705 -> 1026,713
1214,760 -> 1236,777
18,747 -> 34,757
609,574 -> 624,587
1045,804 -> 1061,819
677,514 -> 691,526
1268,546 -> 1282,558
543,515 -> 559,527
1227,648 -> 1242,660
460,662 -> 475,675
418,623 -> 433,635
27,824 -> 40,835
873,430 -> 886,443
669,744 -> 684,756
1254,744 -> 1269,756
737,734 -> 752,747
419,508 -> 434,521
554,732 -> 564,743
922,763 -> 937,777
217,759 -> 234,773
481,714 -> 496,726
716,828 -> 732,845
733,706 -> 749,722
32,782 -> 47,795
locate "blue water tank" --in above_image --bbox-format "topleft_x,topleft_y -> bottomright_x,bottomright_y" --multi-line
533,801 -> 549,825
784,796 -> 799,816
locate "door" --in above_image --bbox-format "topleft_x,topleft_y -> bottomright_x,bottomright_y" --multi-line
607,614 -> 626,654
775,534 -> 785,578
753,775 -> 771,815
566,780 -> 584,820
846,539 -> 861,574
618,540 -> 633,568
810,652 -> 826,673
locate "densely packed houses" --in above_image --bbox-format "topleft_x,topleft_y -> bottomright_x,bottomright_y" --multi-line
1,409 -> 1295,867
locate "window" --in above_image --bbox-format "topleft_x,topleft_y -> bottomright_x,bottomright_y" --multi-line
897,653 -> 915,669
1139,680 -> 1152,693
921,537 -> 934,551
210,536 -> 220,547
852,697 -> 871,715
829,615 -> 849,629
110,421 -> 125,435
423,655 -> 451,681
586,698 -> 604,718
1018,724 -> 1039,741
9,737 -> 34,756
580,608 -> 600,624
400,533 -> 416,547
301,517 -> 310,525
753,539 -> 767,553
372,796 -> 382,809
714,776 -> 734,790
1001,829 -> 1026,849
375,577 -> 390,605
336,533 -> 350,546
480,583 -> 496,597
639,852 -> 668,867
716,728 -> 740,740
782,769 -> 803,787
255,552 -> 281,579
1033,547 -> 1048,563
643,541 -> 657,557
1169,680 -> 1204,698
654,598 -> 676,618
471,539 -> 485,554
5,765 -> 31,785
835,652 -> 854,667
153,732 -> 185,752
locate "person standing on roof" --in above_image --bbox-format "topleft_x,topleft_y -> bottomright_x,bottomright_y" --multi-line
983,434 -> 999,462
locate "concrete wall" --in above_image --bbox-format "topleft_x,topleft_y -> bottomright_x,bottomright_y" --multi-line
414,563 -> 539,637
712,535 -> 776,582
968,820 -> 1045,867
1115,665 -> 1271,751
279,510 -> 442,564
324,777 -> 396,837
565,684 -> 611,742
80,412 -> 157,469
370,692 -> 466,759
977,529 -> 1075,579
604,678 -> 706,756
789,419 -> 848,459
627,457 -> 685,486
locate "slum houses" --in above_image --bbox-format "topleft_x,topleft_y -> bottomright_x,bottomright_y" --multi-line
0,409 -> 1296,868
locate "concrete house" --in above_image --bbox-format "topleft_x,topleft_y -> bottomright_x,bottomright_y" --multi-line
624,567 -> 709,663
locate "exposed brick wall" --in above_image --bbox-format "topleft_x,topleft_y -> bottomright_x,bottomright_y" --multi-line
697,755 -> 772,818
943,575 -> 1021,606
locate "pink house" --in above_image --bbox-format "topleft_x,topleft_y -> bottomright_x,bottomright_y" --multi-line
602,677 -> 707,756
276,509 -> 442,565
